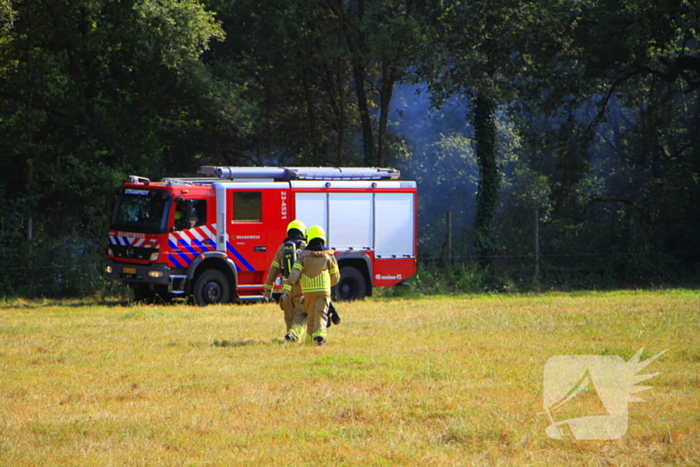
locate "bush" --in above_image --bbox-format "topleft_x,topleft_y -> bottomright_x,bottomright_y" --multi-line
378,261 -> 486,298
0,235 -> 105,299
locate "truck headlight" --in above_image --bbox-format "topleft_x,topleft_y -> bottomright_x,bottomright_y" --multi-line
105,265 -> 113,273
107,247 -> 114,257
150,251 -> 160,261
148,271 -> 164,278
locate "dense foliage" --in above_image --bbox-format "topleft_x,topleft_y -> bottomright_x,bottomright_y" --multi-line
0,0 -> 698,296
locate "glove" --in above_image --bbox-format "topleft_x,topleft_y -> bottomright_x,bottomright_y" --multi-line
327,302 -> 341,326
263,289 -> 272,302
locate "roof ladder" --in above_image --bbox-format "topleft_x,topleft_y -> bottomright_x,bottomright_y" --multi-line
197,166 -> 401,181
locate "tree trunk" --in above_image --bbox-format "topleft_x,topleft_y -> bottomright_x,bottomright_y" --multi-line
346,0 -> 376,166
377,60 -> 396,167
301,66 -> 319,165
334,0 -> 346,165
472,92 -> 499,270
25,2 -> 35,246
354,63 -> 376,166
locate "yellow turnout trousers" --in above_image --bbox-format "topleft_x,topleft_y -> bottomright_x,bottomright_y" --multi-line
279,283 -> 304,332
302,291 -> 330,341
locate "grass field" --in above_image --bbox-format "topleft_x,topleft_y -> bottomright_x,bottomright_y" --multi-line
0,290 -> 698,466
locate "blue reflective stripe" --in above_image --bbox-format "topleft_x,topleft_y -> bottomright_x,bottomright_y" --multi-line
171,239 -> 215,257
167,240 -> 189,268
226,242 -> 255,271
179,239 -> 200,257
173,253 -> 190,267
193,239 -> 216,251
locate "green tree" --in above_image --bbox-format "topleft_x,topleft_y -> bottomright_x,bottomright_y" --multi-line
0,0 -> 226,296
512,0 -> 700,286
420,0 -> 526,272
202,0 -> 356,166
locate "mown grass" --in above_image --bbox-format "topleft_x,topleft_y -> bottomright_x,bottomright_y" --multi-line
0,290 -> 698,466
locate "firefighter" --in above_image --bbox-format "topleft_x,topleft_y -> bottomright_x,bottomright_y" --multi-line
174,210 -> 188,230
190,208 -> 199,228
263,220 -> 307,341
174,207 -> 198,230
281,225 -> 340,346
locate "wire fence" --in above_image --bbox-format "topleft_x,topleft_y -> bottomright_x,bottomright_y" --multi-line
421,251 -> 699,261
1,251 -> 698,271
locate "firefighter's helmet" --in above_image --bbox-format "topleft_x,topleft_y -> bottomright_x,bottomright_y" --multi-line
307,225 -> 326,245
286,220 -> 307,239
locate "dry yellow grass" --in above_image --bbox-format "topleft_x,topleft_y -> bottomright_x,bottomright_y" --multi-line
0,290 -> 698,466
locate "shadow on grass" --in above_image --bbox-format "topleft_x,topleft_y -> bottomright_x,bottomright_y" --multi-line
212,338 -> 286,348
1,297 -> 133,309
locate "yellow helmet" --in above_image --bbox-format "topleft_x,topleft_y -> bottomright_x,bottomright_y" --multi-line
306,225 -> 326,245
286,220 -> 307,238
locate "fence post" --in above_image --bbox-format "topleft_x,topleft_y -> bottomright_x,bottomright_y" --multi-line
534,206 -> 540,291
447,211 -> 452,263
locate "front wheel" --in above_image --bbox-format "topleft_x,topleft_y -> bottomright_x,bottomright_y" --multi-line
333,266 -> 368,301
193,269 -> 231,305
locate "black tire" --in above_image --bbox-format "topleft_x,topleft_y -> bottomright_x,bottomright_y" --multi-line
333,266 -> 367,301
193,269 -> 231,305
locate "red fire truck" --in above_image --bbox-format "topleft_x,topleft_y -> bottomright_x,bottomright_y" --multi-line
105,166 -> 417,305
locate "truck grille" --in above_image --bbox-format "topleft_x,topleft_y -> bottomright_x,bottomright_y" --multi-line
111,244 -> 157,261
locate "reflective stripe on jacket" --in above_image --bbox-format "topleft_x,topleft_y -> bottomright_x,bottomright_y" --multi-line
284,250 -> 340,295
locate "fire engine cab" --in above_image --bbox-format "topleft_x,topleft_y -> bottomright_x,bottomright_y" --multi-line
105,166 -> 418,305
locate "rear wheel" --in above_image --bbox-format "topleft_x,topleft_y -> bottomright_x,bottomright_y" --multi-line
193,269 -> 231,305
333,266 -> 367,301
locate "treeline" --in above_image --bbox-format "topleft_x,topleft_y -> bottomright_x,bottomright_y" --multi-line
1,0 -> 698,297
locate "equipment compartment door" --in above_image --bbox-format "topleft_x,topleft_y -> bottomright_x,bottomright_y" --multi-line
227,186 -> 288,283
329,193 -> 373,250
375,193 -> 415,258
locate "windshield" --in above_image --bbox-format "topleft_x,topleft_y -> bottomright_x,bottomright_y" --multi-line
110,187 -> 171,234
